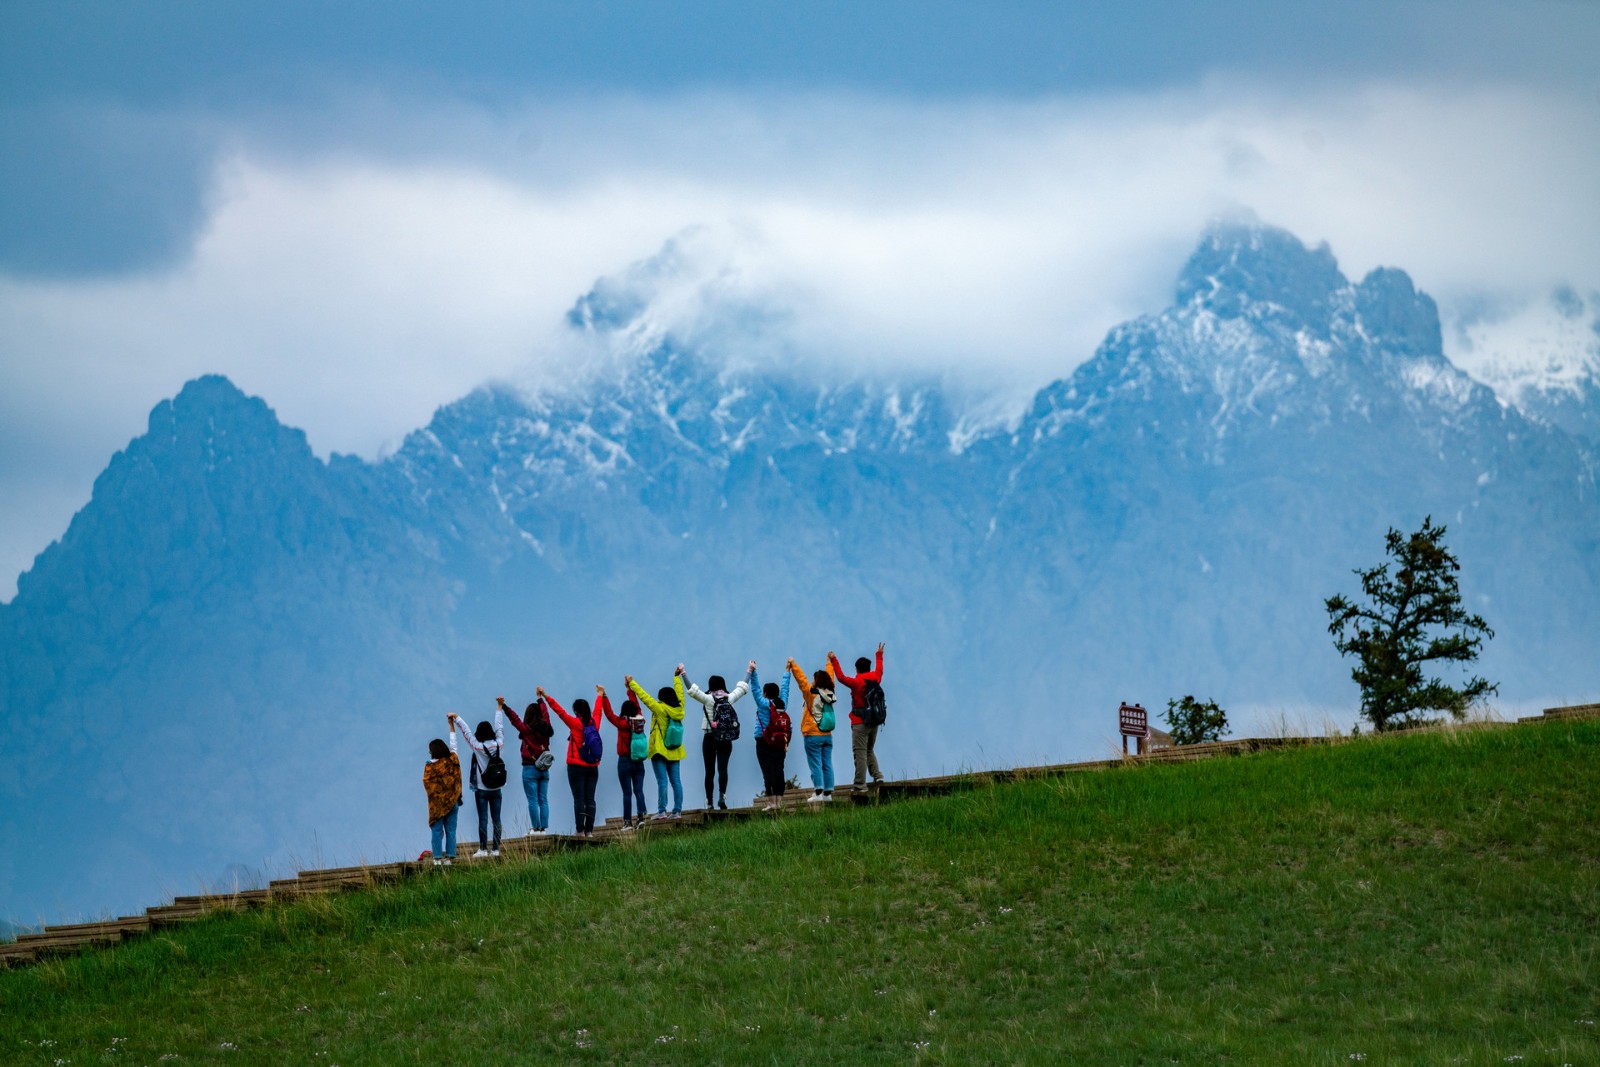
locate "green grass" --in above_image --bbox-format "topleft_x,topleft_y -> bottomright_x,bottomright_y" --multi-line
4,722 -> 1599,1065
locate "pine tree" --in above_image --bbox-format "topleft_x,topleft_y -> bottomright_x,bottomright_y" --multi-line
1325,517 -> 1496,731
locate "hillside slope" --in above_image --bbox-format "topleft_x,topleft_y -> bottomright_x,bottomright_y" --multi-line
3,721 -> 1596,1065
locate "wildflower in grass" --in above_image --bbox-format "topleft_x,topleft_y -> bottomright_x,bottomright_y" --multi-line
912,1041 -> 930,1050
999,907 -> 1013,914
218,1042 -> 238,1050
1348,1056 -> 1365,1062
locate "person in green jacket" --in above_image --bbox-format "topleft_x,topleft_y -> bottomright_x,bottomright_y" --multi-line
626,667 -> 687,818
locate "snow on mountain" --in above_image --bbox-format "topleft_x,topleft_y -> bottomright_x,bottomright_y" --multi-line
1446,286 -> 1600,446
4,220 -> 1596,926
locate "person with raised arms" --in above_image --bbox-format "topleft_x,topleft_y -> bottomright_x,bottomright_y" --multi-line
497,695 -> 556,836
449,706 -> 507,858
829,642 -> 887,790
788,657 -> 838,802
746,661 -> 794,811
626,667 -> 687,819
684,662 -> 752,811
539,685 -> 605,837
603,686 -> 651,830
423,717 -> 463,866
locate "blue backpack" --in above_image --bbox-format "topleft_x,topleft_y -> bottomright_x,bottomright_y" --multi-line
580,722 -> 604,764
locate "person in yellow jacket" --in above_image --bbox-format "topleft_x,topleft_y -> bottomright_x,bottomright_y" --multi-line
626,667 -> 687,819
788,658 -> 838,802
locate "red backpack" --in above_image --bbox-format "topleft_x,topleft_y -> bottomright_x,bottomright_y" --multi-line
761,705 -> 792,749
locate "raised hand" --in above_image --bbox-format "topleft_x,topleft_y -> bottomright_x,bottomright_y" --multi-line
675,663 -> 686,676
624,674 -> 633,686
748,659 -> 757,673
535,685 -> 546,698
877,642 -> 886,654
495,696 -> 507,707
596,683 -> 606,695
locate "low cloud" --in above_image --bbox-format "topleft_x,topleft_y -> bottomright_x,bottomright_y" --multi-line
2,82 -> 1597,597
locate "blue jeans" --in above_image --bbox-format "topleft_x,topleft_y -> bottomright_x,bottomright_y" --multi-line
522,764 -> 550,830
651,755 -> 683,814
430,806 -> 458,859
805,734 -> 835,792
617,754 -> 648,822
473,787 -> 502,850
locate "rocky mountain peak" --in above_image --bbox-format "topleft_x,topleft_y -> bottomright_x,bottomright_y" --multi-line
1175,221 -> 1347,332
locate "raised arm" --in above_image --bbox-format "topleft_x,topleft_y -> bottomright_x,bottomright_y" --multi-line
539,688 -> 578,732
595,686 -> 614,727
867,643 -> 884,683
499,697 -> 528,736
828,651 -> 856,687
447,715 -> 459,754
451,714 -> 487,754
627,675 -> 668,717
684,678 -> 713,708
787,659 -> 812,699
670,670 -> 686,721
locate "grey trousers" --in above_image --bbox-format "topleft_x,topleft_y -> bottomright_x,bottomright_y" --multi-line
851,723 -> 881,786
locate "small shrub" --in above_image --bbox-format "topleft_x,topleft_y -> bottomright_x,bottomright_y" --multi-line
1164,696 -> 1229,745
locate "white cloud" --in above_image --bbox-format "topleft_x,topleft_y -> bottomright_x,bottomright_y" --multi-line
3,81 -> 1597,598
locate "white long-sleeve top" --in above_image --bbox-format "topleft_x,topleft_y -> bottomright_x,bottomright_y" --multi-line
456,706 -> 506,791
685,678 -> 750,732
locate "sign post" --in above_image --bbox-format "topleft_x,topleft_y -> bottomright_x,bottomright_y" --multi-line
1119,702 -> 1149,756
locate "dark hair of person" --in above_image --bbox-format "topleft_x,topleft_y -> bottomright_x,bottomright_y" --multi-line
573,697 -> 591,717
763,681 -> 781,700
855,656 -> 872,674
429,738 -> 448,760
475,720 -> 495,742
770,696 -> 785,710
658,686 -> 680,707
622,698 -> 641,718
813,669 -> 833,692
708,674 -> 727,693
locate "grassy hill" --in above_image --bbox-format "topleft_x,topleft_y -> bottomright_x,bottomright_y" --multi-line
3,721 -> 1597,1065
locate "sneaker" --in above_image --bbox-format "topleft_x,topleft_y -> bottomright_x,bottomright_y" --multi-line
652,812 -> 670,821
472,849 -> 489,859
670,811 -> 682,819
443,858 -> 454,866
621,823 -> 636,833
717,797 -> 728,811
806,793 -> 827,803
432,858 -> 443,866
490,849 -> 500,857
526,828 -> 539,838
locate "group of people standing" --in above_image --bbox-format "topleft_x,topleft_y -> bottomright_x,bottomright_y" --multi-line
422,645 -> 887,863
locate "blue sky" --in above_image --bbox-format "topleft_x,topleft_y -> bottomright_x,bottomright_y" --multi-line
2,1 -> 1599,596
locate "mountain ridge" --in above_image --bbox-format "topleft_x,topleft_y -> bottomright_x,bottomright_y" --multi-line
4,220 -> 1596,924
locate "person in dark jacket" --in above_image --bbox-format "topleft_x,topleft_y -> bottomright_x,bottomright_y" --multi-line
499,695 -> 555,836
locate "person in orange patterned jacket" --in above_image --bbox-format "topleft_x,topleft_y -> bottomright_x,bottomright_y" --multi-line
423,716 -> 463,866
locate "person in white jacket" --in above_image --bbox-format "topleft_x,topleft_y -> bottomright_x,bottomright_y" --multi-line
684,661 -> 753,810
449,705 -> 505,857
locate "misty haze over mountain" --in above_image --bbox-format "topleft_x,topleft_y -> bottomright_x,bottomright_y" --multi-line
2,221 -> 1596,925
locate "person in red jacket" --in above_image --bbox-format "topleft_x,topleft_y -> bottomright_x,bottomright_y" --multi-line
829,642 -> 886,789
539,685 -> 605,837
497,695 -> 555,836
603,689 -> 650,829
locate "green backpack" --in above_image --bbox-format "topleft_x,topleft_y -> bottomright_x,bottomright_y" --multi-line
628,718 -> 649,761
664,714 -> 684,750
815,699 -> 836,734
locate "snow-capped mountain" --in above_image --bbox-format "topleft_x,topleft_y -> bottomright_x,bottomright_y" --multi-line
3,221 -> 1595,925
1448,286 -> 1600,450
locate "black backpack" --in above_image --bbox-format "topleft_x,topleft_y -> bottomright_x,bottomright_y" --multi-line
481,746 -> 508,790
711,693 -> 741,742
861,681 -> 887,727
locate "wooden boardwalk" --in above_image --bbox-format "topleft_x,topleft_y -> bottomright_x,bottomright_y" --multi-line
4,703 -> 1595,969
